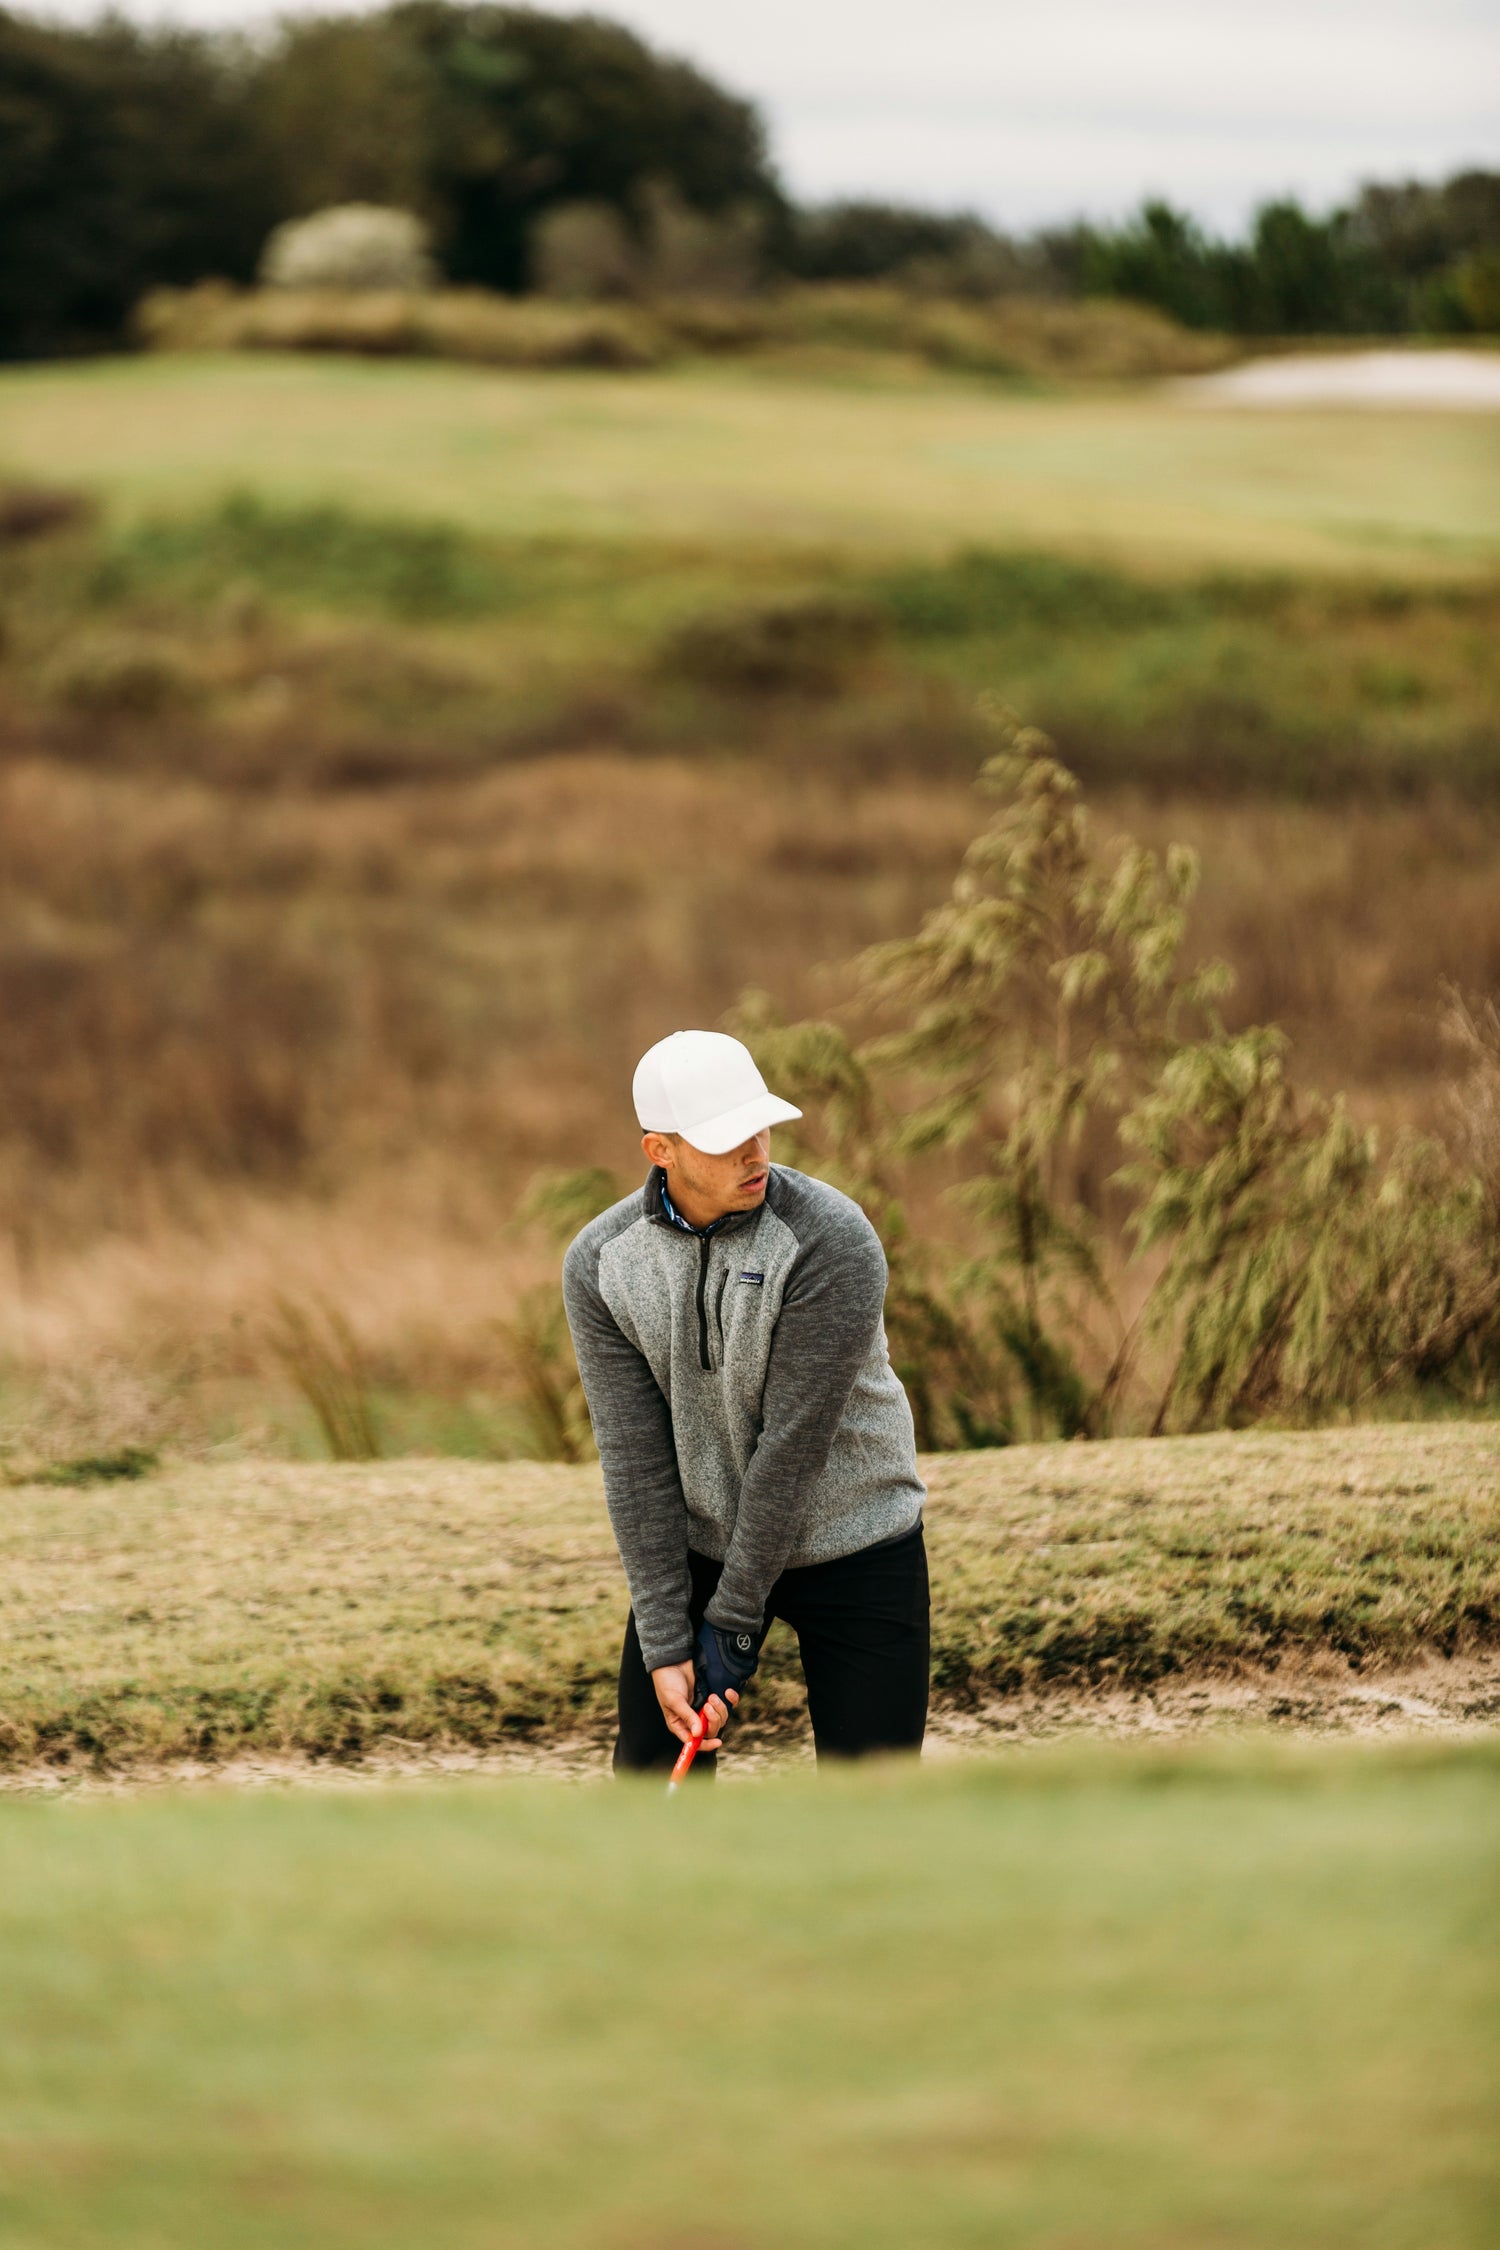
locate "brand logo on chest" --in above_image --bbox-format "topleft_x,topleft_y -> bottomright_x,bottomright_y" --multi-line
738,1270 -> 765,1286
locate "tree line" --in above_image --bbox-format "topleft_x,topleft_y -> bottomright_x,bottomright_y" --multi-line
1,0 -> 1496,359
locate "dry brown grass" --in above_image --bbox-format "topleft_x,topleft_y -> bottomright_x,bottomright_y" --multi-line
1,745 -> 1497,1435
1106,790 -> 1500,1127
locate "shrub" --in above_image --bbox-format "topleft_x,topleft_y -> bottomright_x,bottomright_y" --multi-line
872,549 -> 1187,637
99,493 -> 513,620
45,634 -> 201,718
1452,250 -> 1500,333
259,203 -> 436,292
756,287 -> 1234,379
638,181 -> 763,299
787,201 -> 1038,295
493,1287 -> 595,1463
29,1446 -> 158,1488
0,485 -> 93,544
658,593 -> 886,696
531,184 -> 764,305
266,1295 -> 381,1461
533,202 -> 642,301
722,709 -> 1500,1441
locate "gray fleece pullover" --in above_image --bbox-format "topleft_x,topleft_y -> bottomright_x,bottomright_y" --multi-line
562,1163 -> 926,1670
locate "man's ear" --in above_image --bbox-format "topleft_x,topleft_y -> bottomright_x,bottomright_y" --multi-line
642,1130 -> 676,1170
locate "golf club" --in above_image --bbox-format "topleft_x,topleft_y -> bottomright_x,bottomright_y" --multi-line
665,1705 -> 711,1795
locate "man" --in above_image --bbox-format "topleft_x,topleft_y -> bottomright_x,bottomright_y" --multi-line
562,1028 -> 929,1776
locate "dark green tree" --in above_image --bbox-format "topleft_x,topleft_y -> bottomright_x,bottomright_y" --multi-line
1075,200 -> 1234,329
1237,201 -> 1347,331
0,3 -> 781,352
785,200 -> 1027,290
1072,172 -> 1500,334
0,11 -> 276,358
260,4 -> 783,293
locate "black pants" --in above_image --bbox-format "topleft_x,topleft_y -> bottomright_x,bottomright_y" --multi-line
614,1524 -> 930,1775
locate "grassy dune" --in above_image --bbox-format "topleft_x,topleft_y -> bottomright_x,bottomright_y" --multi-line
0,1746 -> 1493,2249
2,351 -> 1497,573
2,1422 -> 1496,1771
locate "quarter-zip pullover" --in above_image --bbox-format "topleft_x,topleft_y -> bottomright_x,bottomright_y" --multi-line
562,1163 -> 926,1670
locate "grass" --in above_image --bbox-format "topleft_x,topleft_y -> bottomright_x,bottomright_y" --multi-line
2,351 -> 1496,575
0,748 -> 1496,1431
1,357 -> 1497,1446
28,1446 -> 158,1488
864,548 -> 1500,794
6,487 -> 1496,797
0,1423 -> 1495,1771
0,1745 -> 1493,2248
93,489 -> 524,618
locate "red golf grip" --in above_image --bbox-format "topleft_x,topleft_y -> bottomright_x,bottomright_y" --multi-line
665,1705 -> 710,1795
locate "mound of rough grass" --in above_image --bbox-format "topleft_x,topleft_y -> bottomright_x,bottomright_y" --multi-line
135,282 -> 666,369
0,1423 -> 1494,1771
0,1745 -> 1492,2250
136,280 -> 1233,384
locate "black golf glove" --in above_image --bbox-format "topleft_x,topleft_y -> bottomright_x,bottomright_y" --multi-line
694,1620 -> 762,1710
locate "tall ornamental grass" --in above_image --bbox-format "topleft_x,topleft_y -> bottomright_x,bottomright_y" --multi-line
534,710 -> 1500,1445
736,710 -> 1500,1440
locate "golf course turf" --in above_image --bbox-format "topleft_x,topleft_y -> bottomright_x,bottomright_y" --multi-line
3,351 -> 1496,574
0,1744 -> 1493,2249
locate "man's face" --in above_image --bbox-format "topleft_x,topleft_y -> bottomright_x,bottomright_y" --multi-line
642,1128 -> 771,1223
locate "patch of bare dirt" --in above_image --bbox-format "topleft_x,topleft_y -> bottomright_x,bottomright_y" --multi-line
923,1650 -> 1500,1758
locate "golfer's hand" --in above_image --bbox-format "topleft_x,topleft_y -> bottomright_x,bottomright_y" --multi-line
651,1662 -> 738,1751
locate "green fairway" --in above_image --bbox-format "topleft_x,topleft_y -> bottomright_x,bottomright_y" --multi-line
0,1747 -> 1492,2249
2,351 -> 1496,573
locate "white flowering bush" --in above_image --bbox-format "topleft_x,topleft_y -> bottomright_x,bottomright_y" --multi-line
259,205 -> 436,293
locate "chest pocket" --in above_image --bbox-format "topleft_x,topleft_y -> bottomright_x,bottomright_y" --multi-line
699,1250 -> 766,1371
687,1229 -> 774,1373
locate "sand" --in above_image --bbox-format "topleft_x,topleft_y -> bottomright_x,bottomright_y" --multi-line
1179,347 -> 1500,411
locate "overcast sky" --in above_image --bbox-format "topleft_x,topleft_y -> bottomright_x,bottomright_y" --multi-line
34,0 -> 1500,230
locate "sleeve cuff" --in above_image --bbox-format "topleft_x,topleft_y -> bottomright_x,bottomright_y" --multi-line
703,1596 -> 764,1639
637,1635 -> 694,1672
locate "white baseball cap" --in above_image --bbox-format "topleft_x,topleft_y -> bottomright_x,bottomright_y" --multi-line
633,1031 -> 802,1157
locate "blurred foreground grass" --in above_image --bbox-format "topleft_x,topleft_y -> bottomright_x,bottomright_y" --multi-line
2,1423 -> 1496,1769
0,1744 -> 1493,2249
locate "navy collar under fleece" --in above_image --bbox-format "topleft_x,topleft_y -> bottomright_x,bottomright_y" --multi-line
646,1165 -> 757,1239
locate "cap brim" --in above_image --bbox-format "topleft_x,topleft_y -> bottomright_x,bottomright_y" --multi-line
679,1092 -> 802,1157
